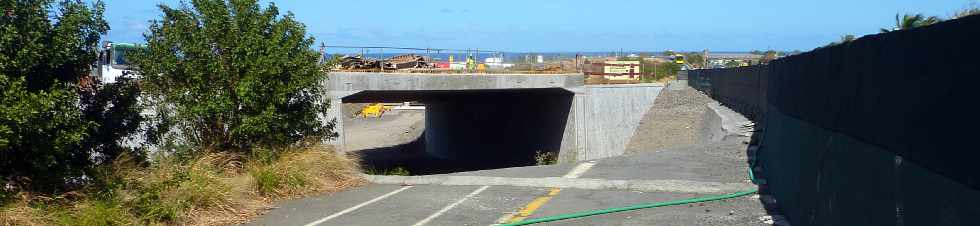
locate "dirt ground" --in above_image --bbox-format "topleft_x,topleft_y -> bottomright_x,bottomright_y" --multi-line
626,88 -> 714,154
342,105 -> 425,152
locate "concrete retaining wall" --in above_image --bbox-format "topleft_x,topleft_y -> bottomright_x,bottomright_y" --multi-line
687,15 -> 980,226
560,84 -> 663,161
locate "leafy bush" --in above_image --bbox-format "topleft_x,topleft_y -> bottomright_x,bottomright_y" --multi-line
0,0 -> 143,194
363,167 -> 411,176
534,151 -> 558,165
0,76 -> 91,191
133,0 -> 337,154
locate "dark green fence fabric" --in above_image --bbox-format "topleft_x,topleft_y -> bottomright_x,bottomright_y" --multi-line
687,15 -> 980,226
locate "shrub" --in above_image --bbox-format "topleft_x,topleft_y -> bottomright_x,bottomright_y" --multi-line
0,0 -> 143,194
249,146 -> 362,197
133,0 -> 337,155
364,167 -> 411,176
0,76 -> 91,191
535,151 -> 558,165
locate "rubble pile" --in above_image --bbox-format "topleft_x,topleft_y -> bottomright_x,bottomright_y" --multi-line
336,54 -> 432,70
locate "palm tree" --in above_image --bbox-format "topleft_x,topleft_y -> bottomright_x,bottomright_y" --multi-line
880,13 -> 943,32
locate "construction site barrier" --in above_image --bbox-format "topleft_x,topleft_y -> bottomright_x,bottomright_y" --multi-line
688,15 -> 980,226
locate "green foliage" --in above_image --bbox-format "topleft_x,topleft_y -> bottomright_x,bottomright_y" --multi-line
0,76 -> 91,191
684,53 -> 705,67
724,60 -> 743,68
0,0 -> 142,194
133,0 -> 336,154
615,56 -> 679,82
534,151 -> 557,166
364,167 -> 410,176
250,161 -> 308,195
64,200 -> 133,226
881,13 -> 943,32
80,78 -> 145,165
0,0 -> 108,89
826,34 -> 857,47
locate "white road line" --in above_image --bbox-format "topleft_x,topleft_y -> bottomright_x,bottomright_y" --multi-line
562,161 -> 596,179
412,185 -> 491,226
305,186 -> 414,226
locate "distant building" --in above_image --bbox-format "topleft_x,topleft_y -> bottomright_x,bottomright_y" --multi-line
586,61 -> 641,81
484,57 -> 514,69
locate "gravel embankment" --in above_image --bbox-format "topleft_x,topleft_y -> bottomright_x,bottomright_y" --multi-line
626,88 -> 714,153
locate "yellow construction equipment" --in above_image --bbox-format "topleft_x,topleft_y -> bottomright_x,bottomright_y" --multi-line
357,103 -> 391,118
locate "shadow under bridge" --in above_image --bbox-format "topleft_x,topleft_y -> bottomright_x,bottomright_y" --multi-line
343,88 -> 574,168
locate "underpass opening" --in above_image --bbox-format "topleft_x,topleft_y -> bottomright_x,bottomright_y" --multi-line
342,88 -> 574,175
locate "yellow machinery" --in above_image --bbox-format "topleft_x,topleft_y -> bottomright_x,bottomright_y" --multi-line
672,54 -> 686,65
357,103 -> 392,118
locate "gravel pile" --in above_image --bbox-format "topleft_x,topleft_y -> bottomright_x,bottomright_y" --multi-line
626,88 -> 715,153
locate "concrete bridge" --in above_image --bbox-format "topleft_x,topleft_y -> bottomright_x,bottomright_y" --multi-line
325,72 -> 663,164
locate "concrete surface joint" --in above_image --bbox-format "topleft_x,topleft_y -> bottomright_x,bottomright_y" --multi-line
364,175 -> 754,194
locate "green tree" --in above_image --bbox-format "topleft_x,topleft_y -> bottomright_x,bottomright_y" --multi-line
881,13 -> 943,32
684,53 -> 705,68
133,0 -> 336,154
724,60 -> 743,68
1,0 -> 140,193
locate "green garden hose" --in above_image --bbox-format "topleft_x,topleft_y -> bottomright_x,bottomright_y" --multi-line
501,147 -> 763,226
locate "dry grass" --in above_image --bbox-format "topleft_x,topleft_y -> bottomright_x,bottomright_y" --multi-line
0,145 -> 364,226
0,198 -> 52,226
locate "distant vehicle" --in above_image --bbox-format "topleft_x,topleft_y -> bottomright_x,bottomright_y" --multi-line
96,42 -> 143,83
672,54 -> 686,65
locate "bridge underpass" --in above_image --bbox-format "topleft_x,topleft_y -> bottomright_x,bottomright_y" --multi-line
326,72 -> 663,174
343,88 -> 573,172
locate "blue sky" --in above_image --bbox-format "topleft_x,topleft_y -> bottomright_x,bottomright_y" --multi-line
101,0 -> 977,52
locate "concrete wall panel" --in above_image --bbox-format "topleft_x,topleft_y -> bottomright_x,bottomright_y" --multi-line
564,84 -> 663,161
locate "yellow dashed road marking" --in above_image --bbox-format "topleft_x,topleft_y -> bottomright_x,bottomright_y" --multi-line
506,187 -> 563,223
498,162 -> 596,224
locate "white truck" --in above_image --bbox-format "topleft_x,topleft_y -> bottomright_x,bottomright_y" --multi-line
95,42 -> 142,83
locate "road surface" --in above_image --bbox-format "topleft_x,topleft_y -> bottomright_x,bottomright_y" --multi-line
246,89 -> 782,225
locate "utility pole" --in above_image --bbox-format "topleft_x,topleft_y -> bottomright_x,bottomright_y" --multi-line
318,42 -> 326,65
703,49 -> 709,69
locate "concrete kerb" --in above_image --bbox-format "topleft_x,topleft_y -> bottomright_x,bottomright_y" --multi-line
363,175 -> 754,195
707,102 -> 754,139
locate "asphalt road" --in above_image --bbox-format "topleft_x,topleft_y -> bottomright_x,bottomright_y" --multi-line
246,137 -> 774,226
245,89 -> 782,226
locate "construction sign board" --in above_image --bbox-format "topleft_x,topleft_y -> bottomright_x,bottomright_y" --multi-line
601,61 -> 641,80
